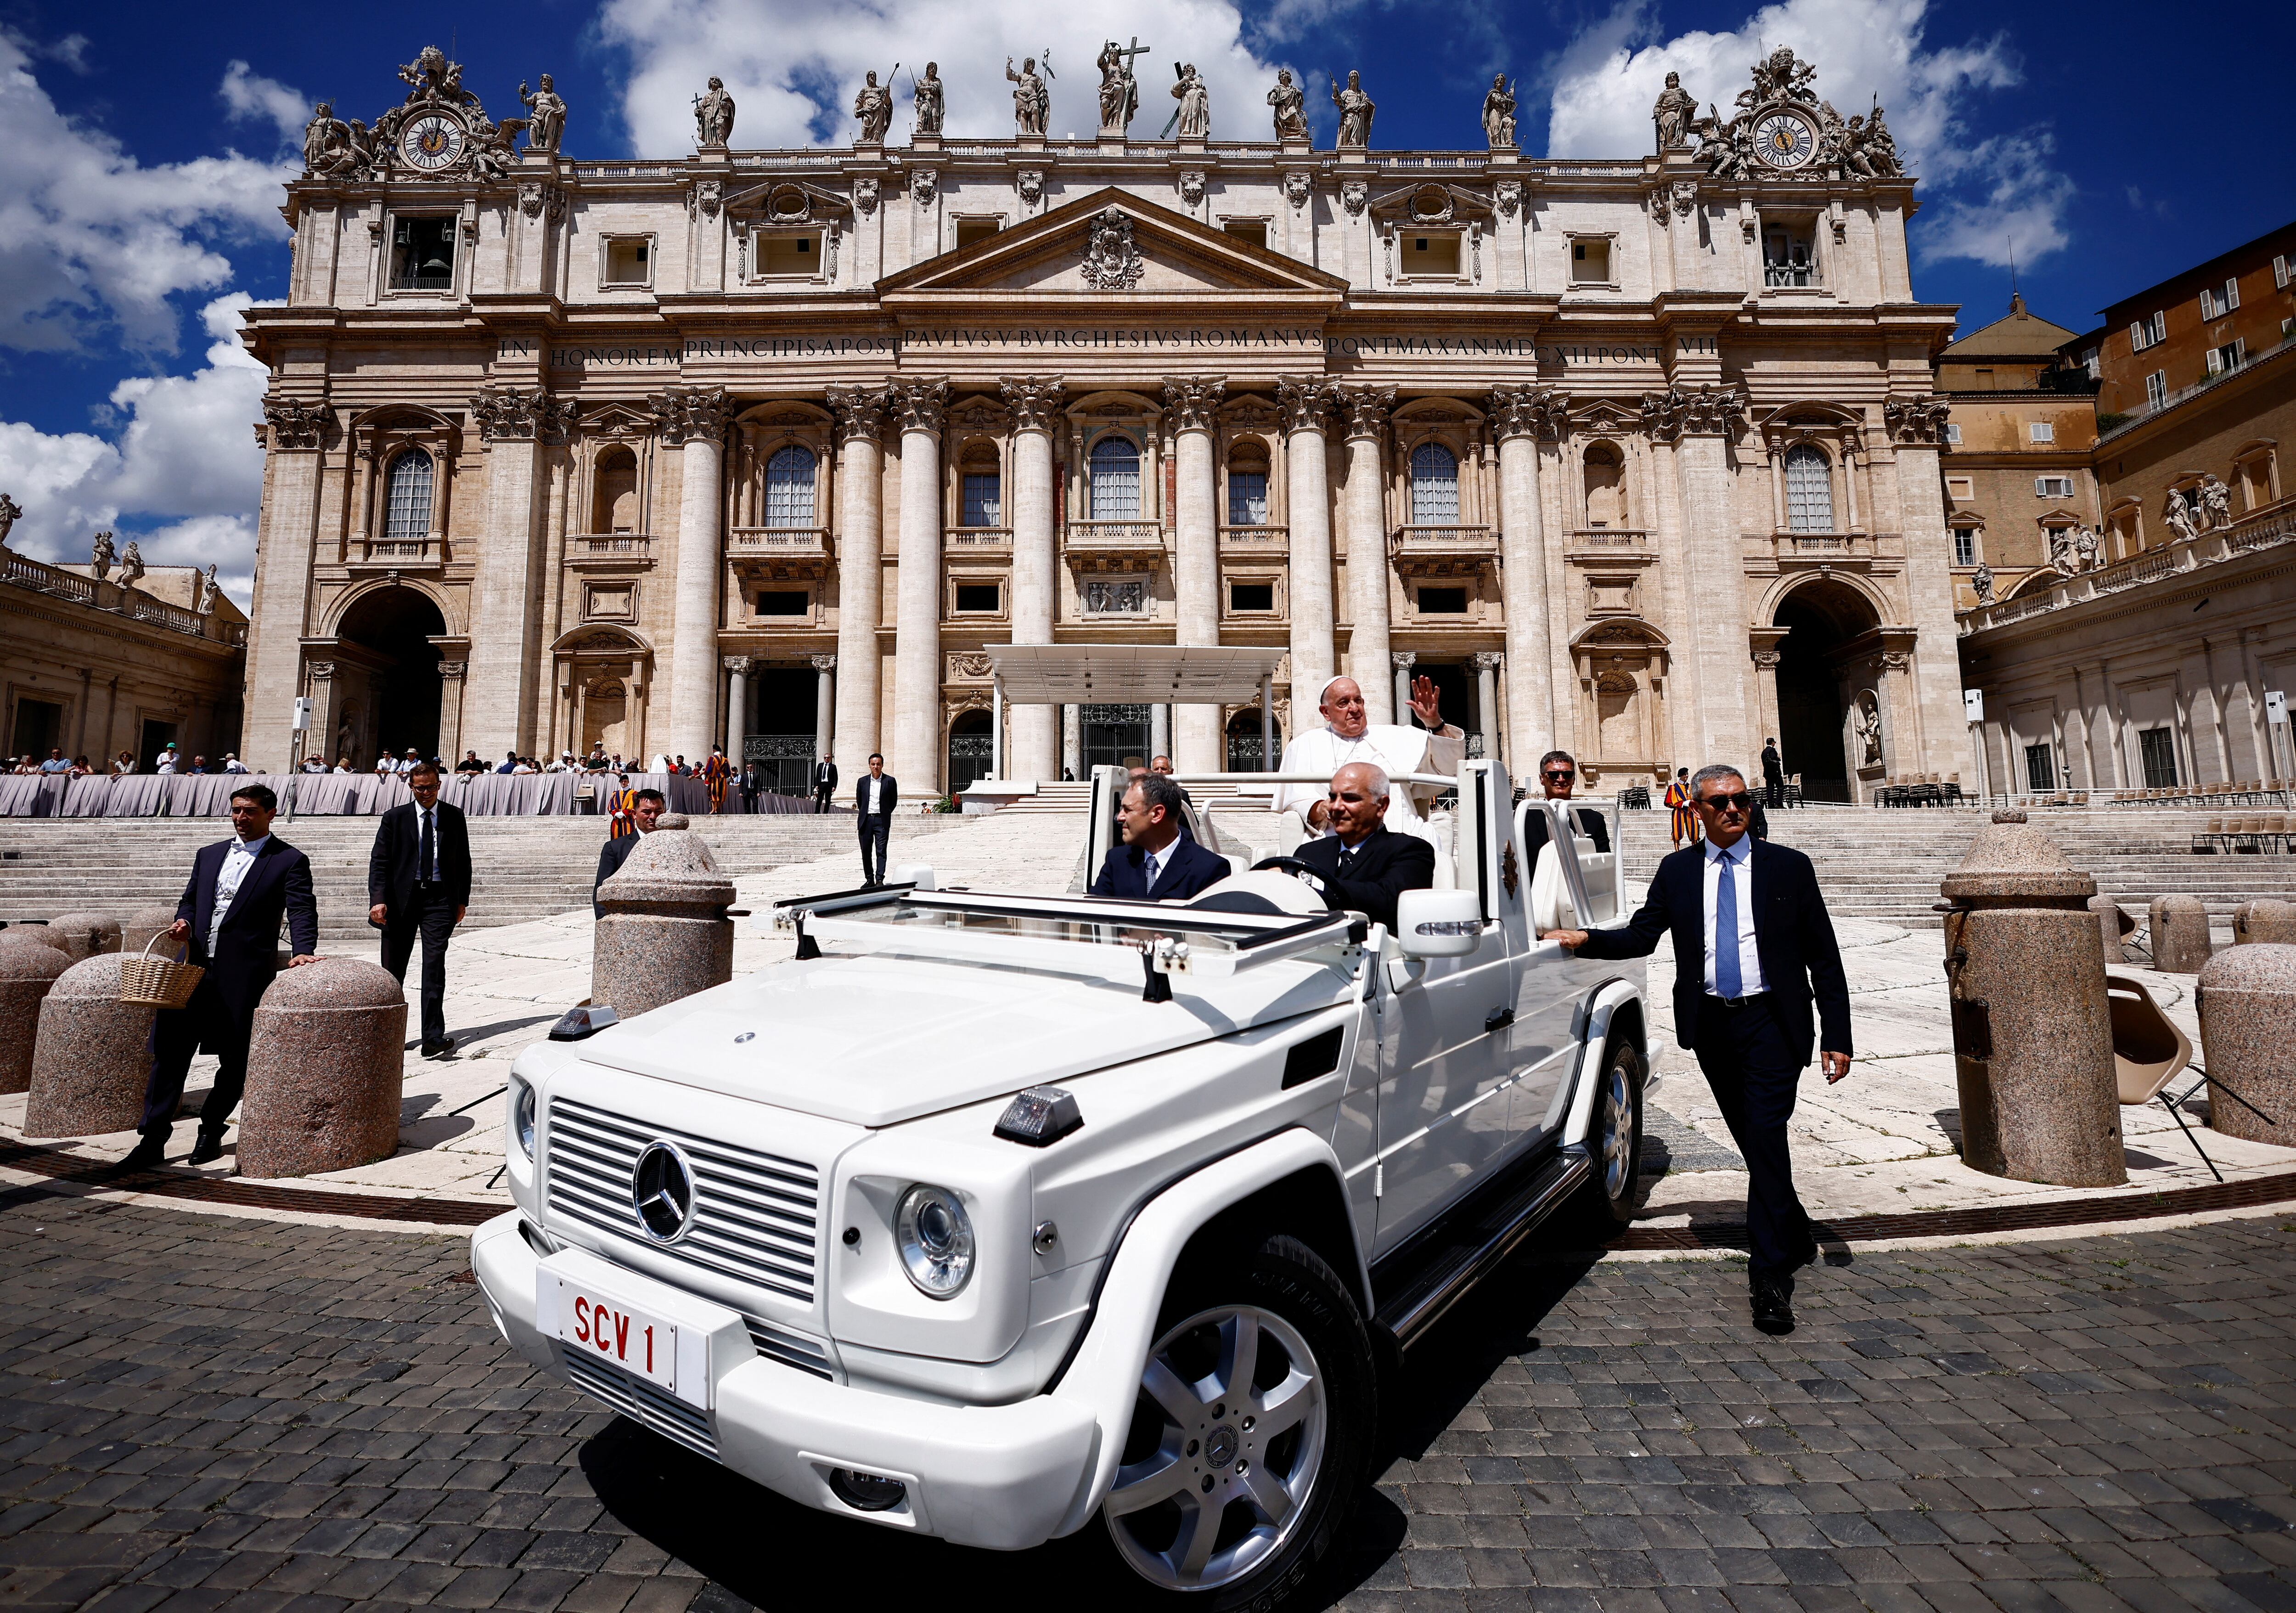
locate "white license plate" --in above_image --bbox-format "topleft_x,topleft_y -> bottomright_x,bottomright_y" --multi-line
555,1278 -> 679,1395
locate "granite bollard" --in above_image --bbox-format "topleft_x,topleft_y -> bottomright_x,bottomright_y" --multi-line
2233,899 -> 2296,945
2090,894 -> 2134,967
0,940 -> 71,1095
1940,811 -> 2125,1186
2195,944 -> 2296,1147
593,823 -> 734,1019
121,905 -> 179,956
24,956 -> 155,1134
2148,894 -> 2212,973
45,913 -> 121,962
236,959 -> 407,1178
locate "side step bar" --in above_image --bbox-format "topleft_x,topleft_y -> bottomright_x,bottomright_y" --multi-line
1372,1148 -> 1590,1351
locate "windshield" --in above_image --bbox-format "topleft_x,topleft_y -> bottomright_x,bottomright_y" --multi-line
841,893 -> 1325,953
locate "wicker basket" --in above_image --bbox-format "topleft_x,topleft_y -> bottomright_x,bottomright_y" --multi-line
119,931 -> 203,1010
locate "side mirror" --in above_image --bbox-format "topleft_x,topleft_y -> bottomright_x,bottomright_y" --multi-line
1397,887 -> 1482,958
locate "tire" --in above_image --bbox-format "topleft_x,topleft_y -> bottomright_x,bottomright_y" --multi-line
1581,1035 -> 1645,1224
1098,1234 -> 1375,1610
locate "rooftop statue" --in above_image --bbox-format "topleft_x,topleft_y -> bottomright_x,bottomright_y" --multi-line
1652,70 -> 1695,151
118,541 -> 144,590
1006,56 -> 1049,137
1331,69 -> 1374,148
853,70 -> 893,143
90,531 -> 114,582
1097,39 -> 1144,134
913,62 -> 945,136
1266,68 -> 1307,141
0,491 -> 19,550
695,77 -> 736,147
1170,62 -> 1210,139
398,45 -> 476,107
519,74 -> 567,153
1481,73 -> 1516,149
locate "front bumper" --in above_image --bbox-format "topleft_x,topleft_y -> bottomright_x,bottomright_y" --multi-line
471,1212 -> 1099,1551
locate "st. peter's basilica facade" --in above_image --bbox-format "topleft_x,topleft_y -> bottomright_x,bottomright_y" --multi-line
242,43 -> 1966,800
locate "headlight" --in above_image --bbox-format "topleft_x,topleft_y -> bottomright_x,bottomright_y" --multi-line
894,1184 -> 974,1298
510,1078 -> 537,1159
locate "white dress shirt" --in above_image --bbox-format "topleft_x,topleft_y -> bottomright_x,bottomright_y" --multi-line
208,834 -> 269,953
1700,835 -> 1767,998
861,777 -> 890,815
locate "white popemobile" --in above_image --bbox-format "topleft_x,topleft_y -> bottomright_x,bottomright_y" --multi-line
471,757 -> 1645,1609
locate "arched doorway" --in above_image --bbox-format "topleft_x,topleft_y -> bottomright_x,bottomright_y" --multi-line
1770,580 -> 1882,803
946,710 -> 992,794
1225,709 -> 1283,771
337,587 -> 447,762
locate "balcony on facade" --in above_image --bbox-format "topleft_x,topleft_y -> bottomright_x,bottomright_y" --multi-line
1218,524 -> 1288,555
1566,528 -> 1650,557
349,536 -> 446,570
1063,520 -> 1168,569
1389,525 -> 1496,577
945,525 -> 1012,552
567,533 -> 655,570
1767,531 -> 1879,566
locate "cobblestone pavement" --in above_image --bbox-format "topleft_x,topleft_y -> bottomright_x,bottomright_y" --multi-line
4,1195 -> 2293,1613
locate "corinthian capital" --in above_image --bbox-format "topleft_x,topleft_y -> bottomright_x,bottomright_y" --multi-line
1275,376 -> 1331,436
470,387 -> 541,442
827,386 -> 889,445
263,397 -> 332,451
1488,385 -> 1569,442
648,386 -> 732,446
999,377 -> 1066,433
1883,395 -> 1952,444
886,377 -> 951,435
1330,384 -> 1396,441
1161,377 -> 1226,434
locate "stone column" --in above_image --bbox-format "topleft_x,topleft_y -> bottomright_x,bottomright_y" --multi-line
435,660 -> 467,765
828,389 -> 888,770
244,401 -> 329,770
1659,386 -> 1753,766
467,388 -> 575,757
1062,704 -> 1081,778
1002,378 -> 1064,781
724,655 -> 750,759
1391,651 -> 1416,730
1167,378 -> 1226,771
810,654 -> 836,767
889,378 -> 951,788
1150,705 -> 1170,764
1491,387 -> 1561,779
1278,378 -> 1336,704
1333,385 -> 1396,723
654,386 -> 732,762
1469,651 -> 1502,762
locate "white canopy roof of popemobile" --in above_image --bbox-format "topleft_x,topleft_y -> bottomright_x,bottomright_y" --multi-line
984,645 -> 1288,705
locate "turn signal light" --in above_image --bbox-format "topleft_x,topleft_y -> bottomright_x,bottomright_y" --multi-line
994,1086 -> 1084,1147
547,1004 -> 619,1042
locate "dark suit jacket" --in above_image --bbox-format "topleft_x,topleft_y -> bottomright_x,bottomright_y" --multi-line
593,830 -> 645,919
368,800 -> 473,917
1573,838 -> 1851,1066
1761,746 -> 1784,781
855,774 -> 898,816
813,761 -> 839,792
1293,824 -> 1436,934
172,836 -> 319,1026
1520,801 -> 1612,877
1089,834 -> 1230,901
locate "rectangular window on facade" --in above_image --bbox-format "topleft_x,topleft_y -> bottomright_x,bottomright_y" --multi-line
953,582 -> 1002,614
1944,423 -> 1963,445
2145,371 -> 2168,409
1953,530 -> 1976,566
1417,587 -> 1469,614
2146,311 -> 2166,345
962,472 -> 1001,527
1570,238 -> 1612,283
1227,470 -> 1268,526
2200,287 -> 2220,320
1222,220 -> 1268,249
1762,224 -> 1816,287
1402,233 -> 1462,276
758,232 -> 820,276
2138,727 -> 2180,789
2028,421 -> 2055,443
389,216 -> 456,290
2034,476 -> 2074,498
2082,348 -> 2100,378
2277,254 -> 2292,289
2024,743 -> 2055,794
2222,276 -> 2240,312
1946,477 -> 1974,499
603,237 -> 651,285
2206,339 -> 2246,377
1228,581 -> 1275,613
756,590 -> 809,617
954,218 -> 999,250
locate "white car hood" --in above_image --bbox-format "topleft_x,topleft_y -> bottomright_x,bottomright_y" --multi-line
578,951 -> 1352,1128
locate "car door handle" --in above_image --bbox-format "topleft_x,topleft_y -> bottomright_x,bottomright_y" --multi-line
1484,1008 -> 1515,1035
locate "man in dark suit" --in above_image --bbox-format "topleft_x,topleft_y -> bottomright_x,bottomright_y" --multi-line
117,783 -> 320,1171
1289,763 -> 1436,933
368,761 -> 473,1059
1545,764 -> 1852,1335
855,755 -> 896,884
1089,775 -> 1230,901
1520,749 -> 1612,878
593,789 -> 665,917
812,753 -> 838,814
1761,738 -> 1785,808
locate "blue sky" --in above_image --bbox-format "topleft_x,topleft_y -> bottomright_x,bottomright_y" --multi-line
0,0 -> 2288,602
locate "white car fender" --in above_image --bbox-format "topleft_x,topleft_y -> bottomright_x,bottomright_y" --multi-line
1044,1126 -> 1354,1539
1558,979 -> 1646,1151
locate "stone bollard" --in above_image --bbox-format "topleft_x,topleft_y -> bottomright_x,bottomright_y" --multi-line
2233,900 -> 2296,945
45,913 -> 122,963
236,960 -> 407,1178
0,940 -> 71,1096
1940,810 -> 2125,1186
594,824 -> 734,1019
2195,945 -> 2296,1148
121,905 -> 179,956
5,921 -> 66,954
24,956 -> 155,1134
2148,895 -> 2212,973
2090,895 -> 2134,967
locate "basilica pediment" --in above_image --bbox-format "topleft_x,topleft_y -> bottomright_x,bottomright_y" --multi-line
876,188 -> 1346,306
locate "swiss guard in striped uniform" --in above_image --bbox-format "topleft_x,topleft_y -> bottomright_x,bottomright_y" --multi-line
703,745 -> 731,813
1664,767 -> 1699,848
608,774 -> 638,839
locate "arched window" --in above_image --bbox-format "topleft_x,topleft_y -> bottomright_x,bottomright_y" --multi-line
763,445 -> 816,528
1410,442 -> 1459,523
383,449 -> 433,545
1784,444 -> 1835,533
1089,435 -> 1141,519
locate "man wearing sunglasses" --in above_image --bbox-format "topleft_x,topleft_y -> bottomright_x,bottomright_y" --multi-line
1543,763 -> 1851,1336
1518,749 -> 1612,877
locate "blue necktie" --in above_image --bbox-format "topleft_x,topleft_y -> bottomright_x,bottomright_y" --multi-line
1715,852 -> 1743,998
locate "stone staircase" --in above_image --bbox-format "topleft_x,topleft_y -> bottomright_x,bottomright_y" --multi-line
0,811 -> 968,944
1615,805 -> 2296,927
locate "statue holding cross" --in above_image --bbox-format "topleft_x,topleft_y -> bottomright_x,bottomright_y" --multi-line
1097,37 -> 1146,134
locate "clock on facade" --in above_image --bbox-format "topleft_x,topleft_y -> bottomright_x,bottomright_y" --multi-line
398,113 -> 467,172
1753,112 -> 1816,169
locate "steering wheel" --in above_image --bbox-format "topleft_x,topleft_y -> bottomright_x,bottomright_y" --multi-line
1252,855 -> 1326,886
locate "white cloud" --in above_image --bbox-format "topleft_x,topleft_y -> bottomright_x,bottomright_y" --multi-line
0,294 -> 266,606
598,0 -> 1301,153
220,59 -> 310,149
0,32 -> 290,353
1543,0 -> 2065,269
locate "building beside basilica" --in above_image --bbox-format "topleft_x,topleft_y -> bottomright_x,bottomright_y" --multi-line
242,43 -> 1969,801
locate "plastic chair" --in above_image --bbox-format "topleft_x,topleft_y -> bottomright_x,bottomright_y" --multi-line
2110,970 -> 2278,1183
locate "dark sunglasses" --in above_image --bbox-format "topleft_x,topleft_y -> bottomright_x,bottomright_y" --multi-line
1542,769 -> 1575,781
1699,791 -> 1756,812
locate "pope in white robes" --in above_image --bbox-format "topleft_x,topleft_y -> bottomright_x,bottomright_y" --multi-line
1272,674 -> 1465,840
